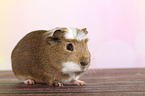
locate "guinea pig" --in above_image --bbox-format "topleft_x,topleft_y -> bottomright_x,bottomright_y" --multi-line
11,27 -> 91,87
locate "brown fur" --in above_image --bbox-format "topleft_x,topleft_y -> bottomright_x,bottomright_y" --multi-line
11,27 -> 91,86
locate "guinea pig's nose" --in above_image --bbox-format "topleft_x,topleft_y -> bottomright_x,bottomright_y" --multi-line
80,62 -> 88,66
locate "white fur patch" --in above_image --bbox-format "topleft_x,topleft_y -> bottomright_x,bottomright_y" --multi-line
64,73 -> 81,83
62,62 -> 81,74
65,27 -> 87,41
47,27 -> 87,41
74,75 -> 80,80
64,73 -> 76,83
62,62 -> 82,83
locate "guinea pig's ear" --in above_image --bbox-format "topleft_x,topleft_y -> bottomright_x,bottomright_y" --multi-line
46,37 -> 58,45
81,28 -> 88,34
53,30 -> 65,39
46,30 -> 65,45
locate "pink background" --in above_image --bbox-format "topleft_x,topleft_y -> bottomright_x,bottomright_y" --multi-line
0,0 -> 145,70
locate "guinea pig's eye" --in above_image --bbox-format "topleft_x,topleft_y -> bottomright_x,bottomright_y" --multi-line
66,43 -> 73,51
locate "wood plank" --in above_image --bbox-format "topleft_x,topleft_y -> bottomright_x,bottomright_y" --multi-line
0,68 -> 145,96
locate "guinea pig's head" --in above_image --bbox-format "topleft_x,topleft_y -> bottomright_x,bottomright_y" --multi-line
46,27 -> 91,74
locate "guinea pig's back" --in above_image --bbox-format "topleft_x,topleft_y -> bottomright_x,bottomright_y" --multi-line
11,30 -> 47,79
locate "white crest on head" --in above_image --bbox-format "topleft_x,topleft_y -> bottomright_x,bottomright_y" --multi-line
46,27 -> 87,41
62,62 -> 81,74
65,27 -> 87,41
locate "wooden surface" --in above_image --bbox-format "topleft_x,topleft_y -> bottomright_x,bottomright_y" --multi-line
0,68 -> 145,96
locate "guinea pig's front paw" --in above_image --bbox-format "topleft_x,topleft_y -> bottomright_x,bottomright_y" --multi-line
24,79 -> 35,85
72,80 -> 86,86
52,81 -> 63,87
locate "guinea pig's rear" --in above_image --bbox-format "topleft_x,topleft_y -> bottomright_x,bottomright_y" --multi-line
11,30 -> 47,80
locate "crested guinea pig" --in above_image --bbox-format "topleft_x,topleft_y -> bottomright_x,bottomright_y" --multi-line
11,27 -> 91,87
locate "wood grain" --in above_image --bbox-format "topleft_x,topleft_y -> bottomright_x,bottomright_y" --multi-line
0,68 -> 145,96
